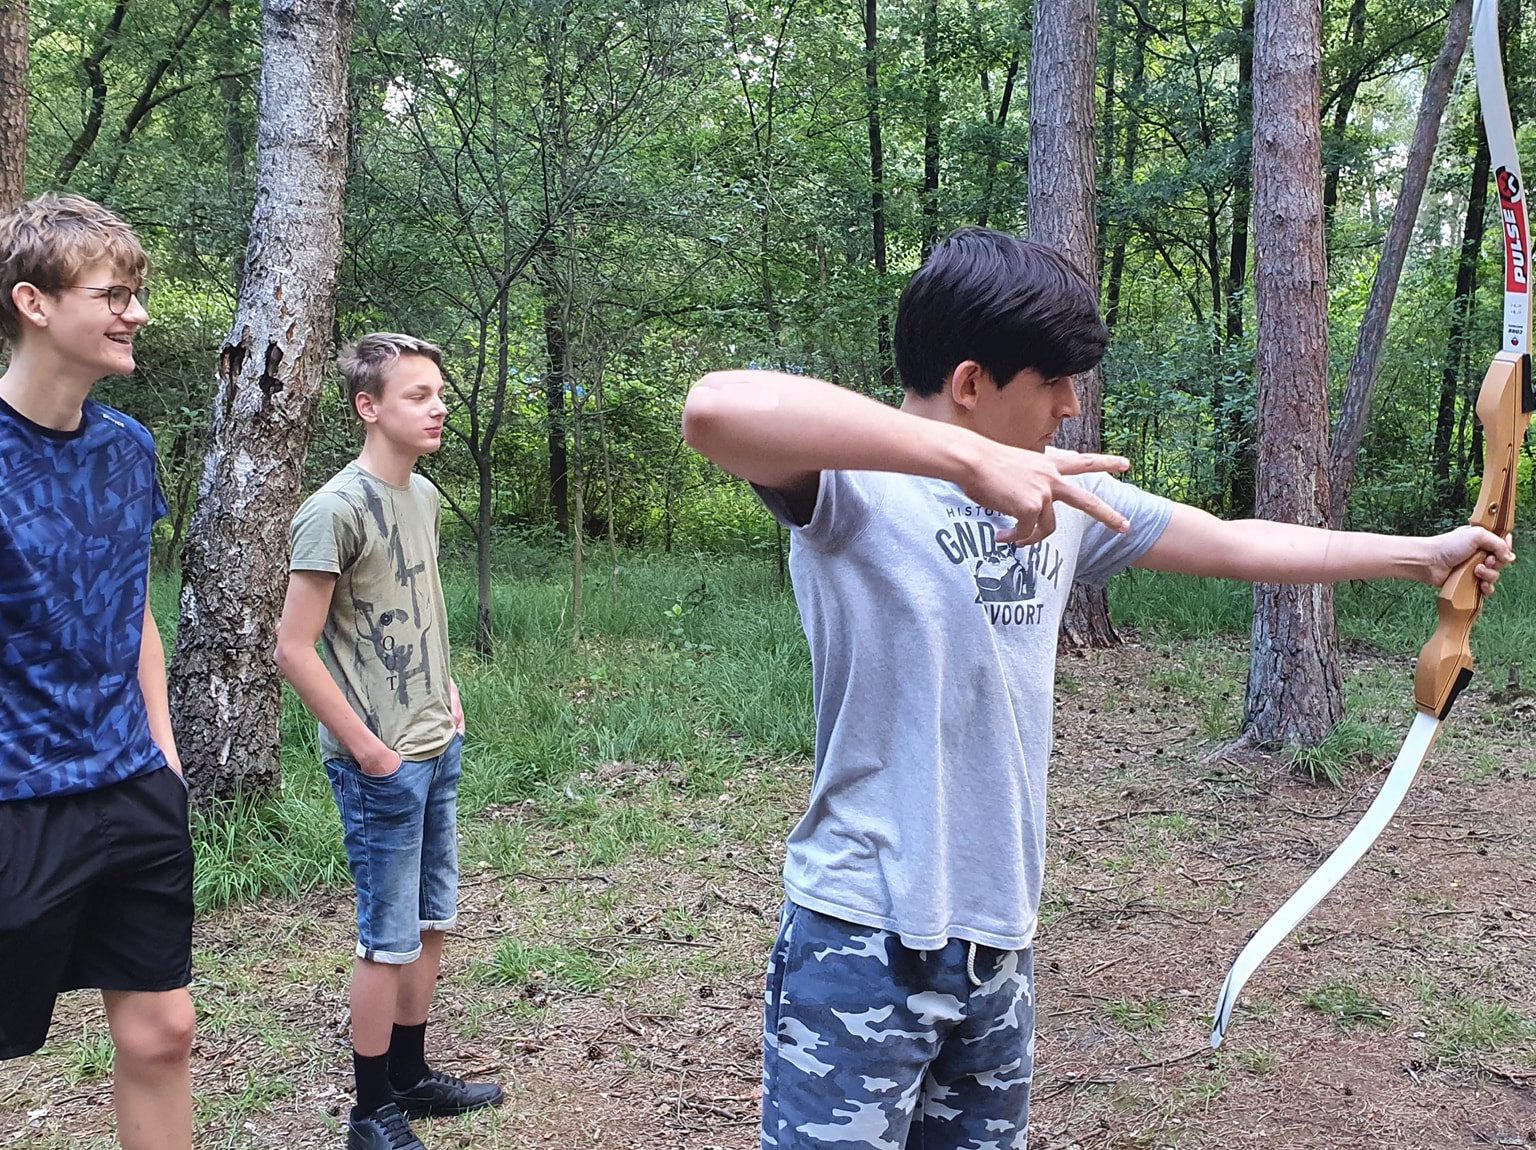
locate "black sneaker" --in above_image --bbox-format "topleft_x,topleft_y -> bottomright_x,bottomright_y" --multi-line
391,1069 -> 505,1118
348,1103 -> 426,1150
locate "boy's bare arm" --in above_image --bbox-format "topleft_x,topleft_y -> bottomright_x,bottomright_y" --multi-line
682,369 -> 1131,543
1136,503 -> 1514,593
138,599 -> 181,774
274,570 -> 401,776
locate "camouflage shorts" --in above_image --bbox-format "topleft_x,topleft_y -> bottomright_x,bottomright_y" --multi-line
762,902 -> 1036,1150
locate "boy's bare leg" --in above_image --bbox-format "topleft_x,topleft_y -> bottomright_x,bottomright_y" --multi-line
396,931 -> 445,1026
351,958 -> 403,1055
102,988 -> 194,1150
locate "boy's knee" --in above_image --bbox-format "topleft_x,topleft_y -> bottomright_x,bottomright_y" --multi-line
114,995 -> 195,1070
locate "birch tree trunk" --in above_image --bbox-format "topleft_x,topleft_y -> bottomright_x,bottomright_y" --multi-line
1030,0 -> 1115,649
0,0 -> 26,208
169,0 -> 354,802
1242,0 -> 1344,748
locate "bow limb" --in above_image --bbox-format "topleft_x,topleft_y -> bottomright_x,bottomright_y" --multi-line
1212,0 -> 1532,1048
1211,356 -> 1531,1050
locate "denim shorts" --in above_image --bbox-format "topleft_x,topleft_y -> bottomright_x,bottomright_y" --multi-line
324,734 -> 463,964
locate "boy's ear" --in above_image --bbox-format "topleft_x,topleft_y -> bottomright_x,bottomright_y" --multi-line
354,391 -> 380,424
11,282 -> 50,329
948,360 -> 986,412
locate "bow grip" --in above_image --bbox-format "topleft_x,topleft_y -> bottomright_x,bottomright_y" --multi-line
1414,352 -> 1531,719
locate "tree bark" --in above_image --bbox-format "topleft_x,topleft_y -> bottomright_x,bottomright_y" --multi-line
920,0 -> 941,258
1242,0 -> 1344,749
0,0 -> 25,209
1030,0 -> 1114,649
866,0 -> 894,389
56,1 -> 128,187
169,0 -> 355,802
1434,129 -> 1490,508
1321,0 -> 1368,235
1103,9 -> 1148,332
1218,0 -> 1257,515
1328,0 -> 1471,525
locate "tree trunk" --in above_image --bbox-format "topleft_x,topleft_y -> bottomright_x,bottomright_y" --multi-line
1218,0 -> 1257,516
1433,129 -> 1490,507
1030,0 -> 1115,649
0,0 -> 25,209
1321,0 -> 1368,235
536,230 -> 571,538
1328,0 -> 1471,525
169,0 -> 354,803
976,55 -> 1019,230
1103,11 -> 1148,332
865,0 -> 894,389
1242,0 -> 1344,749
920,0 -> 941,258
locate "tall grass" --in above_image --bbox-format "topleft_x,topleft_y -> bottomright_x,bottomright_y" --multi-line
173,539 -> 1533,911
176,552 -> 811,912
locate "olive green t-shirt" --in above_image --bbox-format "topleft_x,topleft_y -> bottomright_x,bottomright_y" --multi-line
289,462 -> 455,762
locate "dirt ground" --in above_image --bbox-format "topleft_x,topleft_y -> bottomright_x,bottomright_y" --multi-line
4,640 -> 1534,1149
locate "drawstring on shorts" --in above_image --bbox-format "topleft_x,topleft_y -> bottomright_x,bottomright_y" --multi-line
966,941 -> 982,987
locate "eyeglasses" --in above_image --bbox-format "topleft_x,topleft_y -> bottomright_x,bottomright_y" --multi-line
64,284 -> 149,316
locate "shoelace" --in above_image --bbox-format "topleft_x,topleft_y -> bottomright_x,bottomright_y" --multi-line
374,1106 -> 419,1150
421,1069 -> 467,1091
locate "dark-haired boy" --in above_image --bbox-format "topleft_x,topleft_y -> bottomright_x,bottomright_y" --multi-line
682,226 -> 1512,1149
275,333 -> 502,1150
0,193 -> 195,1150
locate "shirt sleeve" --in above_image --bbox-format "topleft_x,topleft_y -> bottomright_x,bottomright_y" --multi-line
289,490 -> 362,575
753,469 -> 886,553
1072,472 -> 1175,588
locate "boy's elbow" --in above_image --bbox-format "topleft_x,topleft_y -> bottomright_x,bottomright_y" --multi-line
681,378 -> 730,453
273,635 -> 301,679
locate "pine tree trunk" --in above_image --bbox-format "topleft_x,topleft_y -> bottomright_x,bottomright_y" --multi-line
1242,0 -> 1344,749
169,0 -> 355,802
0,0 -> 26,209
1030,0 -> 1115,649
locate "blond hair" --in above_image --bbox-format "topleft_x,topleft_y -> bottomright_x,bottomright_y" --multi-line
0,193 -> 149,340
337,332 -> 444,417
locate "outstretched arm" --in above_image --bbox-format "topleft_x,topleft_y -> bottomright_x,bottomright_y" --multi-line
1136,503 -> 1513,593
682,369 -> 1132,544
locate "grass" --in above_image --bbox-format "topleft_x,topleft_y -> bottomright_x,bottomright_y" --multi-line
159,541 -> 1536,912
1302,981 -> 1391,1030
481,939 -> 609,993
66,1026 -> 115,1082
1106,996 -> 1169,1031
1424,995 -> 1535,1064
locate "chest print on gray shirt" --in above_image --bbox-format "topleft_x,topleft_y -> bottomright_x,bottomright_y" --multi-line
932,505 -> 1069,626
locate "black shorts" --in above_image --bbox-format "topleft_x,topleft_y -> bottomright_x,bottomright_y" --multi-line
0,765 -> 194,1060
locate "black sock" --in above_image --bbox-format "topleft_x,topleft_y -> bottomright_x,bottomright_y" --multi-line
353,1049 -> 392,1119
388,1021 -> 430,1090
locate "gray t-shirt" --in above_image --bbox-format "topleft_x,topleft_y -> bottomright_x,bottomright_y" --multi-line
289,463 -> 456,762
759,468 -> 1173,951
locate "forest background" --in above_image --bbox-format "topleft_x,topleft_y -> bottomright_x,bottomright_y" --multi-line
2,0 -> 1536,1144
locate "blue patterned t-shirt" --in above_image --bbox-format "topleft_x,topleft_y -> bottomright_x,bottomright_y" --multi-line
1,396 -> 169,801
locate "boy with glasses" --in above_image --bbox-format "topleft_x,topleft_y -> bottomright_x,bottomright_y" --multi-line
0,193 -> 195,1150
